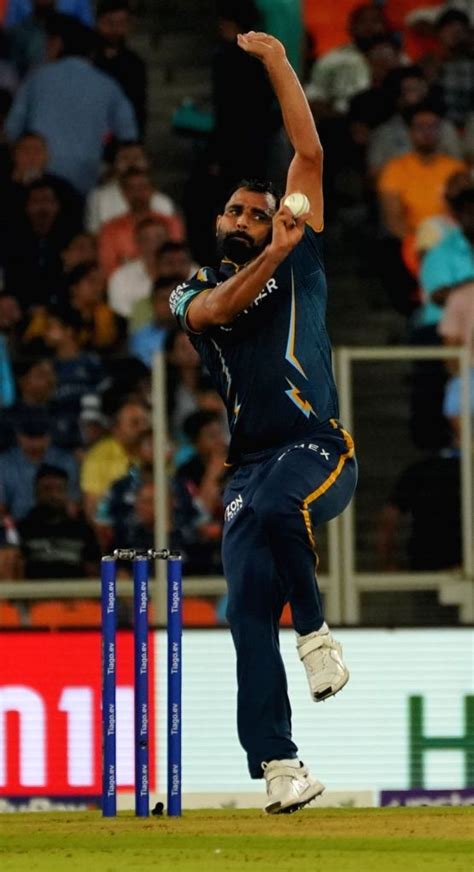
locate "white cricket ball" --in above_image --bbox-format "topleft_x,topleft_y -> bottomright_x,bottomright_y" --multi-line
283,192 -> 310,218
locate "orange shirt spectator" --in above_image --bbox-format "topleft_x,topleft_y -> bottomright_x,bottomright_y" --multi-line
99,210 -> 181,278
379,151 -> 465,233
98,168 -> 184,277
377,103 -> 465,239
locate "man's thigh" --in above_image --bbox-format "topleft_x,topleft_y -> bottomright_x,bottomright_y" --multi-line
251,437 -> 357,529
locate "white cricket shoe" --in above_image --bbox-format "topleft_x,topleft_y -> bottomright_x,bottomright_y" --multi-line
262,758 -> 325,815
297,626 -> 349,702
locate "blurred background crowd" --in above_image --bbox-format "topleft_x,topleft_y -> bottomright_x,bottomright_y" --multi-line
0,0 -> 472,626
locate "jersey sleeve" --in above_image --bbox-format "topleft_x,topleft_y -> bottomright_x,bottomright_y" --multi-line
169,268 -> 216,332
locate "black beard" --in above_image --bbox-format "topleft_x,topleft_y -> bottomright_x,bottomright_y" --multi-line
216,230 -> 269,265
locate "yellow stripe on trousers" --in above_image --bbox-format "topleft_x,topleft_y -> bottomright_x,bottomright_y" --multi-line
300,427 -> 355,548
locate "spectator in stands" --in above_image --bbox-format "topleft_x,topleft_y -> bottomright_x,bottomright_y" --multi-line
0,356 -> 55,449
43,304 -> 104,450
465,112 -> 474,165
376,101 -> 466,315
377,102 -> 466,242
121,478 -> 155,550
80,399 -> 150,519
61,230 -> 97,272
9,0 -> 56,76
17,463 -> 100,578
165,327 -> 201,436
5,13 -> 138,193
0,131 -> 83,231
98,167 -> 183,277
157,240 -> 196,280
419,186 -> 474,336
128,242 -> 197,331
172,410 -> 227,575
5,0 -> 93,29
3,177 -> 79,312
0,88 -> 13,186
107,216 -> 166,317
376,446 -> 461,572
434,9 -> 474,129
0,512 -> 20,580
343,34 -> 403,206
305,3 -> 388,117
86,140 -> 178,233
408,182 -> 474,454
95,0 -> 147,134
212,0 -> 282,192
348,34 -> 402,135
0,410 -> 80,520
67,262 -> 119,352
0,293 -> 20,410
95,426 -> 153,550
432,187 -> 474,434
368,66 -> 462,175
0,26 -> 18,90
439,277 -> 474,437
128,274 -> 179,368
77,392 -> 108,455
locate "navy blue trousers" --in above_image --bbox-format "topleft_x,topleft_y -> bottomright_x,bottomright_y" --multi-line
222,422 -> 357,778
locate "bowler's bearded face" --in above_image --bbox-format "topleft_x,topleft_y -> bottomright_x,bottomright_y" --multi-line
216,188 -> 277,265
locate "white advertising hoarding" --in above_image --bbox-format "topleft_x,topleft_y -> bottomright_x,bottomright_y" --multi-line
156,629 -> 474,796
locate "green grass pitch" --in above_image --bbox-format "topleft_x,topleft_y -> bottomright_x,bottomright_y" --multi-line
1,808 -> 473,871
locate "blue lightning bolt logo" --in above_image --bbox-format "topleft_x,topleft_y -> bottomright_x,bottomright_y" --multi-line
285,379 -> 316,419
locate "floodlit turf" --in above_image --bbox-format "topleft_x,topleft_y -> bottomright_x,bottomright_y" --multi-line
1,809 -> 473,872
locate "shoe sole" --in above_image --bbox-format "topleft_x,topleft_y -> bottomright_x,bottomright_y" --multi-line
265,781 -> 325,815
312,668 -> 350,702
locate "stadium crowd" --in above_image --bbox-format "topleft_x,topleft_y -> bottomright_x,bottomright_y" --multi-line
0,0 -> 472,625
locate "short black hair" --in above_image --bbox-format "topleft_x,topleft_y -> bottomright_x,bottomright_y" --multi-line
16,130 -> 47,146
450,187 -> 474,214
15,356 -> 52,379
97,0 -> 130,16
158,241 -> 191,257
36,464 -> 68,484
436,9 -> 469,30
364,32 -> 401,53
111,139 -> 145,161
46,12 -> 97,58
217,0 -> 262,31
403,99 -> 443,126
382,65 -> 424,102
152,275 -> 184,295
232,178 -> 281,205
183,410 -> 221,443
66,261 -> 98,288
46,304 -> 84,332
26,178 -> 60,198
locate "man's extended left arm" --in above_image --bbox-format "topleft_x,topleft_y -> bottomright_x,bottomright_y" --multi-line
238,31 -> 323,230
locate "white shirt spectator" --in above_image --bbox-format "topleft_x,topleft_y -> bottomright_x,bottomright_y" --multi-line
305,44 -> 370,113
108,258 -> 152,318
86,180 -> 176,234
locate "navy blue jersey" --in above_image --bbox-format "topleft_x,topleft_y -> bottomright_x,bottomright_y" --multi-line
169,226 -> 339,463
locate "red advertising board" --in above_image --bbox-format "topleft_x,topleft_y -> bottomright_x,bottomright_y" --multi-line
0,632 -> 155,796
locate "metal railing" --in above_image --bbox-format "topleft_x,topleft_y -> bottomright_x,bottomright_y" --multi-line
334,346 -> 474,624
1,348 -> 473,626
